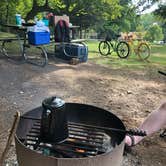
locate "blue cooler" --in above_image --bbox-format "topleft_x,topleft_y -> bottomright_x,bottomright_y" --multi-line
28,31 -> 50,45
63,43 -> 88,62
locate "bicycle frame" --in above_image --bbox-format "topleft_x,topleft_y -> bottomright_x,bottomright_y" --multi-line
127,39 -> 150,60
107,40 -> 119,53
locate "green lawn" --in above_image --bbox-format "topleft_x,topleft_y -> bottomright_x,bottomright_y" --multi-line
0,32 -> 16,38
86,41 -> 166,69
0,31 -> 165,70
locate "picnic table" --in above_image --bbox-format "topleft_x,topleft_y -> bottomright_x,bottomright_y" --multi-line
0,23 -> 86,67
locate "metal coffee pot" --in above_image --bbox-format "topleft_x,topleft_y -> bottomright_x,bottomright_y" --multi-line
40,96 -> 68,143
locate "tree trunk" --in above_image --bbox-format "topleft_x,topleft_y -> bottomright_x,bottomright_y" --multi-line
84,29 -> 87,39
25,0 -> 56,21
6,2 -> 9,24
80,25 -> 83,39
6,1 -> 10,32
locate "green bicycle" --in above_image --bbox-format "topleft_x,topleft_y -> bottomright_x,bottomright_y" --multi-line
98,35 -> 130,58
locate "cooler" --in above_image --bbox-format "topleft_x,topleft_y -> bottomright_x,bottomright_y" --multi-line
28,31 -> 50,45
55,43 -> 88,62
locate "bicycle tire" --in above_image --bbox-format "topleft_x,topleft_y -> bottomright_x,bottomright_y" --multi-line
117,41 -> 130,58
1,40 -> 23,60
23,45 -> 48,67
98,41 -> 110,56
137,42 -> 150,60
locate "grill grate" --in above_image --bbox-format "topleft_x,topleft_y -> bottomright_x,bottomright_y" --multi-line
23,119 -> 113,158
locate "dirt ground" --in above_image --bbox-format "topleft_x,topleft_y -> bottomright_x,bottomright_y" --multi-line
0,57 -> 165,166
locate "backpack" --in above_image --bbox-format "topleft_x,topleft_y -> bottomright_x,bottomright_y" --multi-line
54,19 -> 70,42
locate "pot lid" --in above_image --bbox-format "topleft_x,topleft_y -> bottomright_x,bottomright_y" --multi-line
42,96 -> 65,109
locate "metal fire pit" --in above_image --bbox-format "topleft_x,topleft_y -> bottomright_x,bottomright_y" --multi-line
15,103 -> 126,166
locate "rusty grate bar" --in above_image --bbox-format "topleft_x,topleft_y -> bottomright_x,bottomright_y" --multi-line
69,135 -> 104,144
69,127 -> 104,137
68,123 -> 105,136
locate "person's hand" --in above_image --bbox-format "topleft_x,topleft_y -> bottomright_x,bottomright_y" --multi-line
125,135 -> 135,146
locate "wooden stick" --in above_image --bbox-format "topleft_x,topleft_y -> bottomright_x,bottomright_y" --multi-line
0,111 -> 20,166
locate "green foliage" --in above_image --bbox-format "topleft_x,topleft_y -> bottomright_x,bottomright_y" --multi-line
153,3 -> 166,42
135,25 -> 146,39
144,24 -> 164,42
121,20 -> 131,32
16,0 -> 33,18
0,0 -> 145,37
154,4 -> 166,19
136,24 -> 144,32
96,0 -> 139,37
113,0 -> 139,32
0,0 -> 18,24
140,13 -> 156,30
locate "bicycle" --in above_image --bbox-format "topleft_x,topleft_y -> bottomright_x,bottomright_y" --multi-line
126,34 -> 151,60
98,35 -> 130,58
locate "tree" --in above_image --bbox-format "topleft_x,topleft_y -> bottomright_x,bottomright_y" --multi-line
154,2 -> 166,19
0,0 -> 143,38
132,0 -> 158,14
154,3 -> 166,42
25,0 -> 56,21
22,0 -> 124,38
144,24 -> 164,41
0,0 -> 18,24
140,13 -> 156,30
96,0 -> 139,37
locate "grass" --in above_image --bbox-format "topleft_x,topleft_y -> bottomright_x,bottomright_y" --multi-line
0,32 -> 16,38
86,40 -> 166,69
0,31 -> 165,70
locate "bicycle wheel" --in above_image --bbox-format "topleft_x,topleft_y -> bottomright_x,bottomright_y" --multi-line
98,41 -> 110,56
1,40 -> 23,60
137,42 -> 150,60
23,45 -> 48,67
117,41 -> 130,58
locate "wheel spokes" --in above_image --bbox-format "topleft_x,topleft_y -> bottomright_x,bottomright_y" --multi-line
138,43 -> 150,60
117,42 -> 129,58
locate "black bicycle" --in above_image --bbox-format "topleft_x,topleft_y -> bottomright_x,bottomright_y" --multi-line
98,35 -> 130,58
